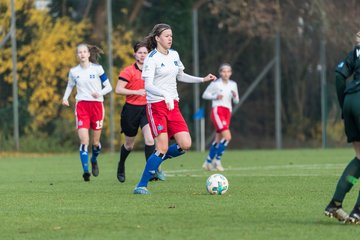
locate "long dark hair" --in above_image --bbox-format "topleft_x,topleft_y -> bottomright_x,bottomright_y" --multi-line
77,43 -> 104,64
142,23 -> 171,50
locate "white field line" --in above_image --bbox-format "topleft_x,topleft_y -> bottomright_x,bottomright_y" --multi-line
163,163 -> 345,177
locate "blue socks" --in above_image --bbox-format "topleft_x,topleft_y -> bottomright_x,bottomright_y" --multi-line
164,144 -> 185,160
215,139 -> 228,161
79,144 -> 89,172
137,151 -> 164,187
206,142 -> 218,163
91,144 -> 101,163
137,144 -> 185,187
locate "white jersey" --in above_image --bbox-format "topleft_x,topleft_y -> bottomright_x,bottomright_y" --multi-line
142,49 -> 185,103
63,63 -> 111,102
202,78 -> 239,112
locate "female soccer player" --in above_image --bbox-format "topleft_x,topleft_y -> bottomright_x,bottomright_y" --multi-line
201,63 -> 239,171
324,32 -> 360,223
133,23 -> 217,194
115,42 -> 164,183
62,44 -> 112,182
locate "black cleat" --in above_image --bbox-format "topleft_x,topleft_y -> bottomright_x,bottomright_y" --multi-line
117,173 -> 125,183
83,172 -> 91,182
117,161 -> 125,183
91,162 -> 99,177
346,208 -> 360,224
324,202 -> 348,222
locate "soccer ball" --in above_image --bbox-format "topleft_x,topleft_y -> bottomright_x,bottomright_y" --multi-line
206,174 -> 229,195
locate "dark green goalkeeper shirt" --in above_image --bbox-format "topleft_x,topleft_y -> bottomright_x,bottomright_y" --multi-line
335,45 -> 360,108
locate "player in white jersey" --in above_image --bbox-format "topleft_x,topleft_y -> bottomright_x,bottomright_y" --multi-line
202,63 -> 239,171
62,44 -> 112,182
133,23 -> 216,194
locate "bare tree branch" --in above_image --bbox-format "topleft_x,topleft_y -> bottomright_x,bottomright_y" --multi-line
129,0 -> 144,24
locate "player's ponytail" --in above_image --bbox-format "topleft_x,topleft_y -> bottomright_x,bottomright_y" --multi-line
87,45 -> 104,64
143,23 -> 171,51
76,43 -> 104,64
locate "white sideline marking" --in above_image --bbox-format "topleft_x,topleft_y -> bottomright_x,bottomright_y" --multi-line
163,163 -> 344,177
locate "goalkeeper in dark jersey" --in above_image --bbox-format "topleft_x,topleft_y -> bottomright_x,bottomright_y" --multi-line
325,32 -> 360,224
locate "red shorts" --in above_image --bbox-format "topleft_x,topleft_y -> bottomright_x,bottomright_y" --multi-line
75,101 -> 105,130
146,100 -> 189,139
211,106 -> 231,133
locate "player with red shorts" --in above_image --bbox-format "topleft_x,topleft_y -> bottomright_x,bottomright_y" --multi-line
62,44 -> 112,182
202,63 -> 239,171
115,42 -> 164,183
133,23 -> 216,194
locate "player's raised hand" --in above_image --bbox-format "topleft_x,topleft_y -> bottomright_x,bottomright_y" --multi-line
203,74 -> 217,82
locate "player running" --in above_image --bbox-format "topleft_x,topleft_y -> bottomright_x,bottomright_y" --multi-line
62,43 -> 112,182
201,63 -> 239,171
133,23 -> 216,194
115,42 -> 164,183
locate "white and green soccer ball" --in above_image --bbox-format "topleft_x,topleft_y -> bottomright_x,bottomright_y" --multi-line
206,174 -> 229,195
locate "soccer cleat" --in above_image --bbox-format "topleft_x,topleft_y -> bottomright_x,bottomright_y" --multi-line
117,161 -> 125,183
346,208 -> 360,224
202,162 -> 213,171
117,173 -> 125,183
324,203 -> 349,222
91,162 -> 99,177
133,186 -> 151,195
83,172 -> 91,182
214,161 -> 225,171
156,170 -> 166,181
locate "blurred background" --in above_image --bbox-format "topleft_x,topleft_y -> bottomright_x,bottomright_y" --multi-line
0,0 -> 358,152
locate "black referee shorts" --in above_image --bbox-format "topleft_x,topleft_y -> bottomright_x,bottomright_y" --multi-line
343,91 -> 360,142
120,103 -> 148,137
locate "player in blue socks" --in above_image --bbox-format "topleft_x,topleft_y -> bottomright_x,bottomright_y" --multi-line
133,23 -> 216,194
202,63 -> 239,171
62,43 -> 112,182
134,144 -> 185,194
79,144 -> 90,181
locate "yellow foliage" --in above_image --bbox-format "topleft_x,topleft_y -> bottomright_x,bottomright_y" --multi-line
0,1 -> 88,131
0,0 -> 146,149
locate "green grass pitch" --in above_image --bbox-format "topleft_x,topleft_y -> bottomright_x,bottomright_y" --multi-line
2,148 -> 360,239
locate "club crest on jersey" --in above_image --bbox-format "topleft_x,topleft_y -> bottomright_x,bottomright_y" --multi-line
90,74 -> 96,79
157,124 -> 164,131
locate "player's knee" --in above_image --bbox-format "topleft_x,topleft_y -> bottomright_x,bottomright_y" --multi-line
157,146 -> 168,154
179,141 -> 191,151
124,143 -> 134,151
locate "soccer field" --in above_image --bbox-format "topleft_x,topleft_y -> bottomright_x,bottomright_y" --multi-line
1,148 -> 360,239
